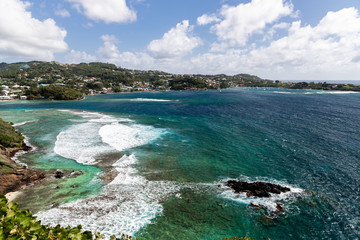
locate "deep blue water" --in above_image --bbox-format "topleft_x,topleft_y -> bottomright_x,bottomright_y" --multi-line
0,88 -> 359,239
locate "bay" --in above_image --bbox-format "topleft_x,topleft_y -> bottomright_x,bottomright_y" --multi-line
0,88 -> 359,239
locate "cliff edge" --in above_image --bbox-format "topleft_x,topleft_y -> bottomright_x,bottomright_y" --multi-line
0,118 -> 44,195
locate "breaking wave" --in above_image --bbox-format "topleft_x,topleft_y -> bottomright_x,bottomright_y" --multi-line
36,154 -> 181,237
36,110 -> 179,237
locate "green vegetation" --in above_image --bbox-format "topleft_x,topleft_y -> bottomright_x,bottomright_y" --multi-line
0,119 -> 19,174
25,85 -> 83,100
0,195 -> 136,239
0,61 -> 270,96
0,119 -> 23,149
1,61 -> 359,99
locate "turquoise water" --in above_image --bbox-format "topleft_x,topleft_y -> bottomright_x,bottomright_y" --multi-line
0,88 -> 359,239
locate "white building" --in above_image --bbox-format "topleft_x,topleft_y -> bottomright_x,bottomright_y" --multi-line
0,96 -> 10,100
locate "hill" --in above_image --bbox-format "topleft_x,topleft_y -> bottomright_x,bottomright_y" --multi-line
0,61 -> 271,97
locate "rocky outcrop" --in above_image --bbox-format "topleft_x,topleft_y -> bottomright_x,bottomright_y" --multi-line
226,180 -> 290,198
0,167 -> 45,195
53,169 -> 84,179
0,143 -> 45,195
8,142 -> 32,158
55,169 -> 64,179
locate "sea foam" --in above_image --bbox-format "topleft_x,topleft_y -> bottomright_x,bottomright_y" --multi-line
36,155 -> 181,237
54,111 -> 145,165
99,123 -> 167,152
54,121 -> 115,165
130,98 -> 173,102
12,120 -> 39,127
40,110 -> 179,237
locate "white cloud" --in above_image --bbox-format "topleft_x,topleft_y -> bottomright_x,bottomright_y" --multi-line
67,0 -> 136,23
97,35 -> 121,61
94,7 -> 360,80
197,14 -> 220,26
212,0 -> 294,48
97,34 -> 155,69
262,22 -> 290,41
186,7 -> 360,80
65,50 -> 96,63
147,20 -> 202,58
0,0 -> 68,60
247,8 -> 360,73
55,8 -> 71,18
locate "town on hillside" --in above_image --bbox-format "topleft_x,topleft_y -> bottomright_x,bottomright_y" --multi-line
0,61 -> 359,100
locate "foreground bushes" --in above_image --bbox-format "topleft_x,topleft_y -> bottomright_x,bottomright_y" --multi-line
0,195 -> 133,239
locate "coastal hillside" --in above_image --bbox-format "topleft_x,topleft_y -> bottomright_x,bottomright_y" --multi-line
1,61 -> 359,101
0,61 -> 270,98
0,118 -> 24,148
0,118 -> 44,194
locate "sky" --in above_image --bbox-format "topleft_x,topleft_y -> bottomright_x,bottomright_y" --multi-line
1,0 -> 360,80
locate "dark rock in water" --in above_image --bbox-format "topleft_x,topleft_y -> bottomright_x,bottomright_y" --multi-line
226,180 -> 290,198
69,170 -> 84,177
55,169 -> 64,179
276,202 -> 285,213
250,202 -> 261,209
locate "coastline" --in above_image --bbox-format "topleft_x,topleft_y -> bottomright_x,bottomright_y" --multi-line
5,190 -> 22,202
1,86 -> 359,104
0,140 -> 45,198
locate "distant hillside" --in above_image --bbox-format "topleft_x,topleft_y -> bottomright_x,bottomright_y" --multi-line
1,61 -> 358,94
0,61 -> 272,94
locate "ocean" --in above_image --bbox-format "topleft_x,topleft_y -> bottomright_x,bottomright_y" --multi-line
0,88 -> 359,239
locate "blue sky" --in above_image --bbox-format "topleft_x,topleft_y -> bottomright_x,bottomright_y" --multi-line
1,0 -> 360,80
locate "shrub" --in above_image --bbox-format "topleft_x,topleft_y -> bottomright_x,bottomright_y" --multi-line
0,195 -> 135,240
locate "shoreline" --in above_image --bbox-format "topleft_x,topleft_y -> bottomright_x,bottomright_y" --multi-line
0,140 -> 45,198
5,190 -> 22,202
1,86 -> 360,104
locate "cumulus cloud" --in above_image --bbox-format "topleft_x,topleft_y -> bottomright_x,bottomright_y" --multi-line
96,34 -> 155,69
212,0 -> 294,48
0,0 -> 68,60
65,50 -> 96,63
55,8 -> 71,18
197,14 -> 220,26
94,6 -> 360,80
262,22 -> 290,41
67,0 -> 136,23
186,7 -> 360,79
97,35 -> 121,61
147,20 -> 202,58
247,8 -> 360,72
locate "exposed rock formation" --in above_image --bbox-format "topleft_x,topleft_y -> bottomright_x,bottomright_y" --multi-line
226,180 -> 290,198
0,142 -> 45,195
